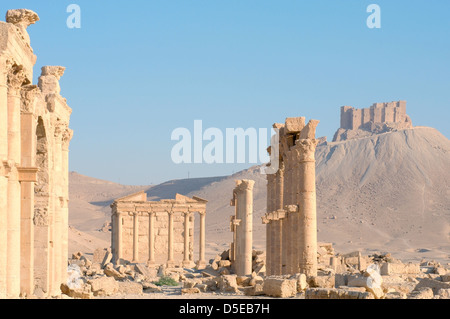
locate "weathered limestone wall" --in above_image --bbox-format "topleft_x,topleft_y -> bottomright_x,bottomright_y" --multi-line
229,179 -> 254,276
263,117 -> 319,277
0,9 -> 73,298
111,192 -> 207,269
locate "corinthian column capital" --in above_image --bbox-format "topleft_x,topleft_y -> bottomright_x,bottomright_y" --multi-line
7,64 -> 30,95
294,138 -> 319,162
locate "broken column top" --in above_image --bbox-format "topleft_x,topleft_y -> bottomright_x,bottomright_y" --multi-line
41,66 -> 66,80
6,9 -> 39,27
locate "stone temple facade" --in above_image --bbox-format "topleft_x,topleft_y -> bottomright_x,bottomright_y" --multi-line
333,100 -> 413,142
0,9 -> 73,298
111,192 -> 208,269
263,117 -> 319,277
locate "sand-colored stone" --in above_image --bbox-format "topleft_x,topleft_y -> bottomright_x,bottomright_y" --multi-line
263,117 -> 319,277
229,179 -> 255,276
0,9 -> 73,299
110,192 -> 207,268
263,277 -> 297,298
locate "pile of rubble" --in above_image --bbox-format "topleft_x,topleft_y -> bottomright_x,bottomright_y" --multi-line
60,246 -> 450,299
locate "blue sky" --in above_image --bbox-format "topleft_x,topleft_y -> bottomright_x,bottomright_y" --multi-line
3,1 -> 449,185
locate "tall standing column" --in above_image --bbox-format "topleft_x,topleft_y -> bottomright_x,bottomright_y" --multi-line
234,180 -> 254,276
147,212 -> 155,267
182,212 -> 192,267
167,211 -> 175,267
283,154 -> 293,274
273,161 -> 284,275
20,107 -> 37,295
6,65 -> 26,298
265,172 -> 275,276
197,211 -> 206,269
61,128 -> 72,286
132,212 -> 139,262
0,58 -> 11,299
297,130 -> 319,276
115,212 -> 123,265
52,125 -> 63,294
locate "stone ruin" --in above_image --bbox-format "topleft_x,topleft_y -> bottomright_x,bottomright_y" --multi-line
263,117 -> 320,277
110,191 -> 208,269
0,9 -> 73,298
229,179 -> 255,276
333,100 -> 413,142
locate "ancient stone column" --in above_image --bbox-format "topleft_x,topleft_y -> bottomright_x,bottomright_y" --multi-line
60,128 -> 72,285
0,59 -> 11,299
282,153 -> 293,275
19,94 -> 38,294
197,211 -> 206,269
182,212 -> 192,267
273,161 -> 284,275
6,166 -> 20,297
234,179 -> 254,276
147,212 -> 155,267
52,124 -> 63,293
167,211 -> 175,267
6,64 -> 26,297
132,212 -> 139,262
296,120 -> 319,277
115,212 -> 123,265
265,172 -> 275,276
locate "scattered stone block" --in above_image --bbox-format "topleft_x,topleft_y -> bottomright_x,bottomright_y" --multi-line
87,276 -> 119,297
414,278 -> 450,295
263,277 -> 297,298
60,283 -> 93,299
441,274 -> 450,283
101,251 -> 113,268
380,262 -> 420,275
182,288 -> 200,294
93,248 -> 108,263
308,274 -> 335,288
244,283 -> 265,296
104,263 -> 126,280
117,281 -> 143,295
236,276 -> 251,286
409,287 -> 434,299
142,282 -> 162,293
218,275 -> 238,293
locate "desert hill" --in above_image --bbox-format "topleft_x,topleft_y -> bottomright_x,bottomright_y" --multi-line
68,126 -> 450,264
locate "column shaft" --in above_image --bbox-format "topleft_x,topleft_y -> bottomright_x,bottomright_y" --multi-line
133,213 -> 139,262
182,213 -> 191,267
167,211 -> 174,266
147,212 -> 155,266
197,212 -> 206,269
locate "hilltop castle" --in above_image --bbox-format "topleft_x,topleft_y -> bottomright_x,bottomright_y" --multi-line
333,101 -> 413,142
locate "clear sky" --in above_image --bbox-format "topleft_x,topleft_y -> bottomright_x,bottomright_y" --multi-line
2,1 -> 449,185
